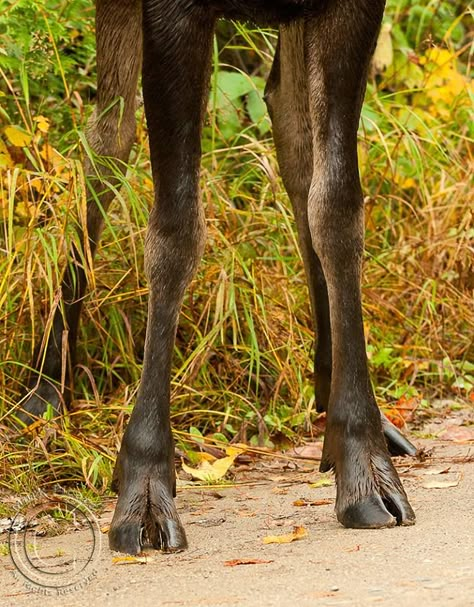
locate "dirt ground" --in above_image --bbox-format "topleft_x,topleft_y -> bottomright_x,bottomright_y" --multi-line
1,433 -> 473,607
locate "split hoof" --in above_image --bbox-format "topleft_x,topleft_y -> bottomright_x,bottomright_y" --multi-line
110,450 -> 187,555
338,491 -> 415,529
109,512 -> 187,555
321,424 -> 416,530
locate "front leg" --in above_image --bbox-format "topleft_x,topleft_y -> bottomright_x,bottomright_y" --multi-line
304,2 -> 415,528
109,1 -> 215,554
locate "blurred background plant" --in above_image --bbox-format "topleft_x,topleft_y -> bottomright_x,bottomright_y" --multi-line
0,0 -> 472,494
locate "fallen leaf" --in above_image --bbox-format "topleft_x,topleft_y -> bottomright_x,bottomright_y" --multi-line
226,445 -> 247,457
194,452 -> 217,463
270,475 -> 287,483
112,555 -> 152,565
293,499 -> 308,507
263,525 -> 308,545
423,467 -> 451,476
422,476 -> 460,489
181,447 -> 240,482
293,499 -> 332,507
285,442 -> 323,460
224,558 -> 273,567
101,525 -> 110,533
308,478 -> 333,489
440,426 -> 474,443
383,396 -> 419,427
237,509 -> 257,518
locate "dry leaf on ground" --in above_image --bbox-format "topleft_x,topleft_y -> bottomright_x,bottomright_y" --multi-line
423,467 -> 451,475
181,446 -> 244,482
308,478 -> 333,488
271,487 -> 289,495
112,555 -> 152,565
293,499 -> 332,507
263,525 -> 308,545
422,476 -> 461,489
284,442 -> 323,460
224,558 -> 274,567
440,426 -> 474,443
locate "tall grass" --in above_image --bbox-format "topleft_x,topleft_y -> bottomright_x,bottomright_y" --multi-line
0,0 -> 472,494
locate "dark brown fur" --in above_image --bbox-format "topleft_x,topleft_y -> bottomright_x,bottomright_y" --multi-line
19,0 -> 416,554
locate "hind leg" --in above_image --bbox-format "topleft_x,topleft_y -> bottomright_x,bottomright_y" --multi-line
17,0 -> 142,424
265,24 -> 332,416
302,3 -> 415,527
265,21 -> 416,459
109,1 -> 215,555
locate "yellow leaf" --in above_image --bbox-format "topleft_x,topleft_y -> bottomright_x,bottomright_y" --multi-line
29,177 -> 44,192
211,455 -> 238,478
4,125 -> 32,147
426,71 -> 469,107
181,452 -> 237,483
40,143 -> 68,175
15,200 -> 38,221
263,526 -> 308,545
0,154 -> 11,168
401,178 -> 416,190
0,139 -> 13,169
308,477 -> 333,488
35,115 -> 50,134
194,452 -> 217,463
425,48 -> 454,74
226,444 -> 246,457
40,143 -> 62,165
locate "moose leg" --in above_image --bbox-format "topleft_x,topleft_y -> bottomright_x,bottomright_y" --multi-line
109,2 -> 215,555
265,22 -> 416,458
18,0 -> 142,423
265,25 -> 332,416
302,2 -> 415,527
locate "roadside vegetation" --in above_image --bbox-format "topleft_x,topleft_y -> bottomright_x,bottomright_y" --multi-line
0,0 -> 472,494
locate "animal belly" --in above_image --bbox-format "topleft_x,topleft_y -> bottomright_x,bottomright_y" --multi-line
202,0 -> 321,24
